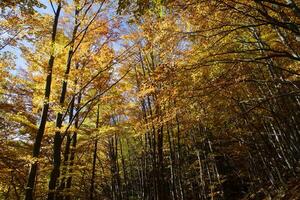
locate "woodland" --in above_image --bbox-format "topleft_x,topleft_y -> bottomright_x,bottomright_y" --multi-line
0,0 -> 300,199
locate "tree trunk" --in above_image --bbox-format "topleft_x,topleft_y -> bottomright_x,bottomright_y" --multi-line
47,6 -> 79,199
90,104 -> 100,200
64,92 -> 81,200
24,3 -> 62,200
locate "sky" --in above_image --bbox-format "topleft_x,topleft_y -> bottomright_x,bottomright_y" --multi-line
2,0 -> 130,75
2,0 -> 53,74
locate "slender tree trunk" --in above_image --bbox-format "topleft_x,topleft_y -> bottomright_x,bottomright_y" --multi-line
167,125 -> 177,200
58,5 -> 80,195
47,6 -> 80,199
90,104 -> 100,200
109,137 -> 116,200
90,139 -> 98,200
57,96 -> 75,198
120,138 -> 129,200
115,135 -> 122,200
65,92 -> 81,200
24,3 -> 62,200
175,116 -> 184,200
157,125 -> 165,200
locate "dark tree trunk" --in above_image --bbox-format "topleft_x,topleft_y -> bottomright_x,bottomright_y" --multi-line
24,3 -> 62,200
65,92 -> 81,200
119,138 -> 129,200
90,139 -> 98,200
90,104 -> 100,200
47,6 -> 80,199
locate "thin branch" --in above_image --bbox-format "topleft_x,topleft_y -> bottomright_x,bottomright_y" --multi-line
49,0 -> 56,14
62,66 -> 132,137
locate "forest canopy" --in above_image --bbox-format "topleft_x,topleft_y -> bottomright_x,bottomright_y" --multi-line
0,0 -> 300,199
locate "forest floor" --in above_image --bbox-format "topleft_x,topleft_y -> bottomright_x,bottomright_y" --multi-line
243,177 -> 300,200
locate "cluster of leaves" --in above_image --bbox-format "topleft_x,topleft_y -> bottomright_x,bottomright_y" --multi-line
0,0 -> 300,199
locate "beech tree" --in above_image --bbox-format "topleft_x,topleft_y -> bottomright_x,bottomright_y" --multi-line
0,0 -> 300,199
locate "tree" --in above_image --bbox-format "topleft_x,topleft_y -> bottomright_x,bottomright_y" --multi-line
24,0 -> 62,199
1,0 -> 300,199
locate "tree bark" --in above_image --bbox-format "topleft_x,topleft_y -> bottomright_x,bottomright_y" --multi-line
24,2 -> 62,200
47,5 -> 79,199
90,104 -> 100,200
